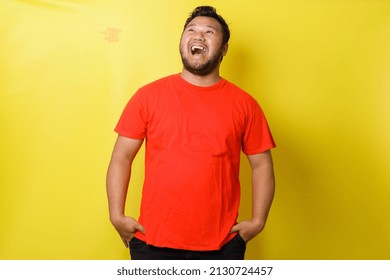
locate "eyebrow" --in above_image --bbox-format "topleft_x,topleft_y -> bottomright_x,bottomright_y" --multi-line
186,23 -> 219,31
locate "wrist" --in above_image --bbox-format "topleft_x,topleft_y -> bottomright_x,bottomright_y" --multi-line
109,213 -> 125,224
251,218 -> 265,231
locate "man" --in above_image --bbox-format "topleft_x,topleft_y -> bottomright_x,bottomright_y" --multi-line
106,6 -> 276,260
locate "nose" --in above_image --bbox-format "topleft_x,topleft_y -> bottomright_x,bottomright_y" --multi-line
193,31 -> 205,41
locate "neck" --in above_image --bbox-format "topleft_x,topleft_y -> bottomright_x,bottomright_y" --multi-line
180,68 -> 222,87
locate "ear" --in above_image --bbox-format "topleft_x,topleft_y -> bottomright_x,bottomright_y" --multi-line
222,43 -> 229,56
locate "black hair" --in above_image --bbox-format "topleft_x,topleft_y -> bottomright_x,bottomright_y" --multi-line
183,6 -> 230,45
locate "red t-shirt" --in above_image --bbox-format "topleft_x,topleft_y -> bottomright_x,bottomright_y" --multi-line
115,74 -> 275,250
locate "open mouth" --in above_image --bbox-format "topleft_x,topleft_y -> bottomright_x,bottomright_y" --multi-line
191,45 -> 206,55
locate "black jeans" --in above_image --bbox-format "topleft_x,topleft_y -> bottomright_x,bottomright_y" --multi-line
129,234 -> 246,260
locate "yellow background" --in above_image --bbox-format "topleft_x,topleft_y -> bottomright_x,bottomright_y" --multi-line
1,0 -> 389,260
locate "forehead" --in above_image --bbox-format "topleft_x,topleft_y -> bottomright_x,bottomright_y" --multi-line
185,16 -> 222,31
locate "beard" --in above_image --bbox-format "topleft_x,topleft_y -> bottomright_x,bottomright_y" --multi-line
180,48 -> 223,76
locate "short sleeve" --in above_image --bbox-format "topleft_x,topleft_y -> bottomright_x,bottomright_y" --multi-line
242,101 -> 276,155
114,90 -> 147,139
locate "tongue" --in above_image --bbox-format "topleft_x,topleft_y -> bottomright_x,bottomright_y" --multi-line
192,49 -> 203,55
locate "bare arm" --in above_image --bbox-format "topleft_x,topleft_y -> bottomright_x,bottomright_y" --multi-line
106,135 -> 144,247
230,150 -> 275,242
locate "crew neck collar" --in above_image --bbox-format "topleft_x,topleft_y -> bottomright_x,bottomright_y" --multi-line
176,73 -> 226,91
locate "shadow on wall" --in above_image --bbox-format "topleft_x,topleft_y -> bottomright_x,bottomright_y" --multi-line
222,43 -> 266,92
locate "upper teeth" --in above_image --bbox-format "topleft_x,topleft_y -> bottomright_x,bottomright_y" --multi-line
191,45 -> 205,51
